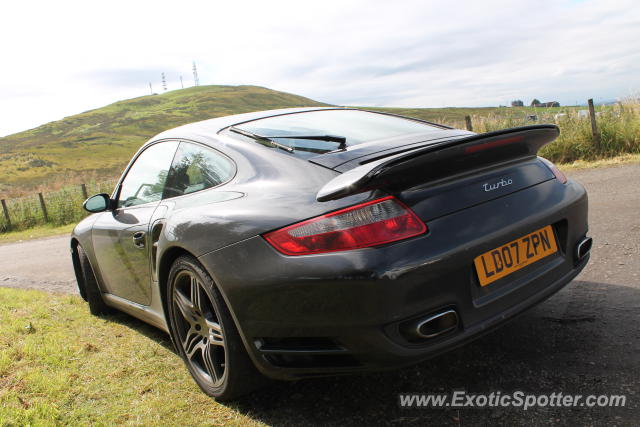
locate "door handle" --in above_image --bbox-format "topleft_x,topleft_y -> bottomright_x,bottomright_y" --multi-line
132,231 -> 146,249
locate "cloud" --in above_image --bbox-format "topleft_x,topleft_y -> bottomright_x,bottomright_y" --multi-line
0,0 -> 638,136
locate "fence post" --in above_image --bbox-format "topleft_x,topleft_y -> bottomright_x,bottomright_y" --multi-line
38,193 -> 49,222
1,199 -> 10,229
81,183 -> 88,200
587,98 -> 600,148
465,115 -> 473,131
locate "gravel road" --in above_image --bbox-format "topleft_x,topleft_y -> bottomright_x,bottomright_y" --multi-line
1,163 -> 638,425
0,233 -> 75,293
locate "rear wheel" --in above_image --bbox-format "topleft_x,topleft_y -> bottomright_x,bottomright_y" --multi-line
76,245 -> 112,315
166,255 -> 267,400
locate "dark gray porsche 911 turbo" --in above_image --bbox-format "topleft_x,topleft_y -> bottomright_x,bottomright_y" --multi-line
71,107 -> 591,399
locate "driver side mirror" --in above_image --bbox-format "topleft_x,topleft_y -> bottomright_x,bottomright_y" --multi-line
83,193 -> 112,213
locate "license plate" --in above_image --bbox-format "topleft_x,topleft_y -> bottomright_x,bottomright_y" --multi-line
474,225 -> 558,287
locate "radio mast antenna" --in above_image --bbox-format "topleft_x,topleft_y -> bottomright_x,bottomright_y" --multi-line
192,62 -> 200,86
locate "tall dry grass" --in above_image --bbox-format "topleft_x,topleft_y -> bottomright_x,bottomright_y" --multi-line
0,180 -> 116,233
457,99 -> 640,163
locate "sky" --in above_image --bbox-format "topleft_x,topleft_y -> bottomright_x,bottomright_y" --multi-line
1,0 -> 638,136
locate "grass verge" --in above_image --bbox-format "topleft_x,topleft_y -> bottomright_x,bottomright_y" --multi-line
0,287 -> 264,426
557,153 -> 640,171
0,224 -> 75,244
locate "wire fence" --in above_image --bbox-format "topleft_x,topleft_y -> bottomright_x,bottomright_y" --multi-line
0,181 -> 117,233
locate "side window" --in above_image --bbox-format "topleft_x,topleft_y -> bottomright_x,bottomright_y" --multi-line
164,142 -> 235,199
117,141 -> 179,208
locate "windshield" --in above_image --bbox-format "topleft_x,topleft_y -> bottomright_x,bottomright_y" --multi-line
230,109 -> 442,159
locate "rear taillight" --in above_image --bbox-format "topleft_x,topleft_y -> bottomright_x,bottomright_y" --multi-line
263,196 -> 427,256
540,157 -> 568,184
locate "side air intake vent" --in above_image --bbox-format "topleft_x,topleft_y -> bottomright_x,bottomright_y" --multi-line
255,337 -> 361,369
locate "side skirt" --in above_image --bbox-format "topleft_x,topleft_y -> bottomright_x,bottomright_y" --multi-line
102,287 -> 169,333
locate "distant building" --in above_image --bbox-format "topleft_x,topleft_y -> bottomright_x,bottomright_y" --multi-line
531,100 -> 560,107
511,100 -> 524,107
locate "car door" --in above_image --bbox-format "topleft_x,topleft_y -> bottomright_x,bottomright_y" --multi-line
91,140 -> 179,305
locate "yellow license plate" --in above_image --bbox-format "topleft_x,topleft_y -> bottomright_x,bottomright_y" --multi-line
474,225 -> 558,287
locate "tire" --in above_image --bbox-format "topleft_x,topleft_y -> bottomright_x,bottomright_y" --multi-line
76,245 -> 112,316
72,248 -> 88,302
166,255 -> 268,400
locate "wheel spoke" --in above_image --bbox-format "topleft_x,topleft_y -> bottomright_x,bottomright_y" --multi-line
202,344 -> 219,382
183,327 -> 203,359
174,290 -> 196,324
206,320 -> 225,347
190,276 -> 203,311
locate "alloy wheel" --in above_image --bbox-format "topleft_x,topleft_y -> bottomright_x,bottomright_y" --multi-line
172,270 -> 226,387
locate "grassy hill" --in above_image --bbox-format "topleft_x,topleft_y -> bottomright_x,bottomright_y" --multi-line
0,85 -> 328,195
0,84 -> 629,197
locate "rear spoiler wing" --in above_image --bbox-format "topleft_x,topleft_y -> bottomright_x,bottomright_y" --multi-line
316,125 -> 559,202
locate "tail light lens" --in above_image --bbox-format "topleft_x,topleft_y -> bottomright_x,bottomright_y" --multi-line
263,196 -> 427,255
464,135 -> 524,153
540,157 -> 568,184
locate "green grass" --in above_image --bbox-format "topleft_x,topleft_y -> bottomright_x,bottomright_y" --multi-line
0,287 -> 264,426
0,224 -> 75,244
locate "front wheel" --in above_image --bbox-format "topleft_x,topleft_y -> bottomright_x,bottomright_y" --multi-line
166,255 -> 267,400
76,245 -> 112,315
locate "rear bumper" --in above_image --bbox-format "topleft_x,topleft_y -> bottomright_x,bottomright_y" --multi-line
199,178 -> 589,380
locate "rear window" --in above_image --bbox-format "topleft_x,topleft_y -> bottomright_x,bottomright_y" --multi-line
230,109 -> 441,159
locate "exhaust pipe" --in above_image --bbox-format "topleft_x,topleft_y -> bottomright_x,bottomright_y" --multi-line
575,236 -> 593,260
414,310 -> 459,339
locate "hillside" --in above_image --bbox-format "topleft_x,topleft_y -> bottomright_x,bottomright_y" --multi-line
0,85 -> 327,194
0,84 -> 586,196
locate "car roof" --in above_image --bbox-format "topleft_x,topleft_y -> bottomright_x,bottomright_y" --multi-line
141,107 -> 455,162
150,107 -> 347,143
